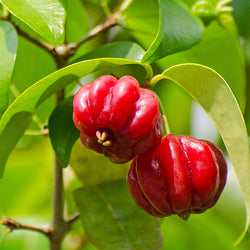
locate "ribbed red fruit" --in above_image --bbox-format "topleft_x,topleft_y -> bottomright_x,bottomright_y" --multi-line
127,134 -> 227,218
73,75 -> 163,163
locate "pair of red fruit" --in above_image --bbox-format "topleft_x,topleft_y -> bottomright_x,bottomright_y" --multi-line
73,75 -> 227,219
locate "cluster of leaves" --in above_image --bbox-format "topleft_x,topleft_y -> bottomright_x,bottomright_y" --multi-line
0,0 -> 250,249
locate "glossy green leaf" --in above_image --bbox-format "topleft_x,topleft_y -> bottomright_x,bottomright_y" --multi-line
0,58 -> 147,178
71,41 -> 147,84
73,180 -> 163,250
151,63 -> 250,246
48,97 -> 80,168
156,21 -> 246,111
72,41 -> 145,63
142,0 -> 204,63
70,140 -> 128,187
0,21 -> 17,118
0,0 -> 67,45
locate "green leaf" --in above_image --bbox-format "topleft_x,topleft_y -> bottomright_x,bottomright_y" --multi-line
70,140 -> 128,187
231,0 -> 250,38
72,41 -> 145,63
0,21 -> 17,118
156,21 -> 246,111
151,63 -> 250,246
120,0 -> 159,49
65,0 -> 89,43
0,0 -> 67,45
142,0 -> 204,63
71,41 -> 147,84
73,180 -> 163,250
0,58 -> 147,178
48,97 -> 80,168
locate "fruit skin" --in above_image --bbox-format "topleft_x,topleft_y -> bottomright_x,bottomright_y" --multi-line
127,134 -> 227,218
73,75 -> 163,163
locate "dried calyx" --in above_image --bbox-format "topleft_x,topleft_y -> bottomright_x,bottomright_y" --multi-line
95,128 -> 114,147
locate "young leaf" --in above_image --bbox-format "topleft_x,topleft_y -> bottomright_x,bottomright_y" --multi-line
0,0 -> 67,45
151,63 -> 250,246
0,58 -> 147,178
73,180 -> 163,250
48,97 -> 79,168
142,0 -> 204,63
0,21 -> 17,118
70,140 -> 129,187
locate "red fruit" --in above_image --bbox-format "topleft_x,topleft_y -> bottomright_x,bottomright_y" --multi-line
73,75 -> 163,163
127,134 -> 227,218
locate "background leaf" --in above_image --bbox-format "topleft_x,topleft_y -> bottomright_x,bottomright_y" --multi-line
142,0 -> 204,63
70,140 -> 128,187
0,0 -> 67,45
73,180 -> 163,250
48,97 -> 80,168
156,21 -> 246,111
0,21 -> 17,118
152,63 -> 250,245
72,41 -> 145,63
0,58 -> 147,177
120,0 -> 158,49
231,0 -> 250,38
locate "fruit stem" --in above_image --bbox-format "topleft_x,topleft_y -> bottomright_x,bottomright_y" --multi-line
157,97 -> 171,135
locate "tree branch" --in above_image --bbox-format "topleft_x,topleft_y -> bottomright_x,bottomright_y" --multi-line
69,13 -> 117,50
49,132 -> 69,250
1,217 -> 51,236
12,23 -> 54,53
7,12 -> 118,67
66,212 -> 80,226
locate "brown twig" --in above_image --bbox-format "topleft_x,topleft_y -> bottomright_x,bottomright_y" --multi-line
12,23 -> 54,53
7,12 -> 118,67
1,217 -> 51,236
69,13 -> 117,50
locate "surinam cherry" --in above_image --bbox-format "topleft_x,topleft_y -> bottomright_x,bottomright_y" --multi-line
127,134 -> 227,219
73,75 -> 163,163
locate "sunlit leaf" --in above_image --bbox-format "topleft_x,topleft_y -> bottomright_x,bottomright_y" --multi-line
48,97 -> 80,168
0,0 -> 67,45
142,0 -> 204,63
73,180 -> 163,250
70,140 -> 128,186
151,63 -> 250,246
0,21 -> 17,118
0,58 -> 147,177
